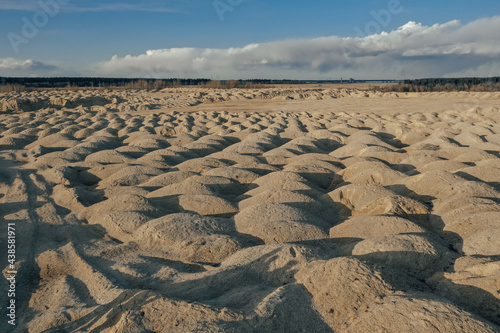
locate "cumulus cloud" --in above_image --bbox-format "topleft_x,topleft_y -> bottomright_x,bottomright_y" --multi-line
95,17 -> 500,79
0,58 -> 60,76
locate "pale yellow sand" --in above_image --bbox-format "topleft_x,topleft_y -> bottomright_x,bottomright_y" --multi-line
0,88 -> 499,332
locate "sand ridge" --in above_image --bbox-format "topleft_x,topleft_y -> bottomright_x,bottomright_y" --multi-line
0,87 -> 375,113
0,89 -> 499,332
2,87 -> 500,114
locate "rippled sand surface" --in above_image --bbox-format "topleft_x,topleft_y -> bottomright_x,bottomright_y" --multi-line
1,88 -> 499,332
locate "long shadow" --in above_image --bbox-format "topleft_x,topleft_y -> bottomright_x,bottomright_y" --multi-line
395,163 -> 419,175
155,247 -> 303,305
135,256 -> 206,275
431,277 -> 500,327
232,283 -> 333,332
384,183 -> 436,206
373,131 -> 409,149
46,244 -> 334,331
425,214 -> 500,326
46,283 -> 334,332
291,170 -> 343,191
455,170 -> 500,191
485,150 -> 500,158
315,173 -> 500,327
43,290 -> 152,333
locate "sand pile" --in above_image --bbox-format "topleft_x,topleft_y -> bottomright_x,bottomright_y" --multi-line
0,90 -> 499,332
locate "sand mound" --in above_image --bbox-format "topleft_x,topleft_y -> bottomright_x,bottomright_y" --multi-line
428,256 -> 500,326
323,183 -> 430,223
134,213 -> 251,263
346,233 -> 454,278
83,193 -> 161,221
178,194 -> 238,216
329,215 -> 426,239
84,149 -> 134,164
234,203 -> 330,243
238,189 -> 330,215
98,165 -> 164,187
140,170 -> 200,187
296,257 -> 498,332
203,166 -> 260,184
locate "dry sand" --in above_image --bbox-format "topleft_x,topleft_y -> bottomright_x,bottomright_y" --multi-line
0,87 -> 499,332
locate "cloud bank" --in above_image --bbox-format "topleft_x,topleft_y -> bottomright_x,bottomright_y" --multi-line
2,17 -> 499,79
94,17 -> 500,79
0,58 -> 60,76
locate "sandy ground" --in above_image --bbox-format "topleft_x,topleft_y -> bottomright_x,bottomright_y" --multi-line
0,87 -> 499,332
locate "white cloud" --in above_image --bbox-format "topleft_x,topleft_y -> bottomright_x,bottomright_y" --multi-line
94,17 -> 500,79
0,58 -> 60,76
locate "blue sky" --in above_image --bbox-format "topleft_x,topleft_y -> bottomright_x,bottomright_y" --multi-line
1,0 -> 500,78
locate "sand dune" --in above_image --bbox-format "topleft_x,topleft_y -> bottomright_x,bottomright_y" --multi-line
0,89 -> 499,332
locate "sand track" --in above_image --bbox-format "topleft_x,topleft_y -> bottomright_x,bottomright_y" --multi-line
0,89 -> 499,332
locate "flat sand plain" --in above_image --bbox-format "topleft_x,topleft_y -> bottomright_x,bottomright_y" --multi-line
1,87 -> 500,332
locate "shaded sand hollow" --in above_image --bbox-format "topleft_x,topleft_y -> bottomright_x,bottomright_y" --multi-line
0,87 -> 500,332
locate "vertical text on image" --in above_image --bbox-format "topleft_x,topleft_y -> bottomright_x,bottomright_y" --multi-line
6,222 -> 17,326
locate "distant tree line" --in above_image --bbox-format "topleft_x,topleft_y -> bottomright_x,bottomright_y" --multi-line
0,77 -> 308,92
1,76 -> 499,92
0,77 -> 211,89
0,77 -> 307,90
388,77 -> 500,92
